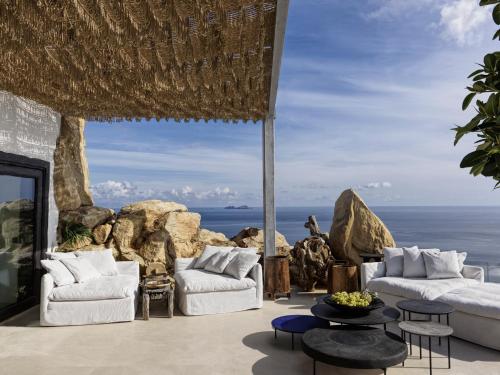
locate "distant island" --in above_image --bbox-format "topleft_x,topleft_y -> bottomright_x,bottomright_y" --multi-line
224,205 -> 251,210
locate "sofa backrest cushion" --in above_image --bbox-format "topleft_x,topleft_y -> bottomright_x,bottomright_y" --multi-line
384,246 -> 417,277
75,249 -> 119,276
60,258 -> 102,283
194,245 -> 234,269
41,259 -> 76,286
224,252 -> 261,280
423,250 -> 463,279
403,247 -> 439,278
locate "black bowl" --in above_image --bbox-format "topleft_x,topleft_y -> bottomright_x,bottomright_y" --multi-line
323,295 -> 385,313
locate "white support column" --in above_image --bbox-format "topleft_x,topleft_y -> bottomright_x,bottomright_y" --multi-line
263,116 -> 276,257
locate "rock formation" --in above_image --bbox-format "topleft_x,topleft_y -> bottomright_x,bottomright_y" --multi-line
231,227 -> 291,256
53,116 -> 93,211
110,200 -> 235,272
329,189 -> 395,265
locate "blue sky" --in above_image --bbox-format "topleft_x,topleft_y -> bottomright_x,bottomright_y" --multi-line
85,0 -> 500,208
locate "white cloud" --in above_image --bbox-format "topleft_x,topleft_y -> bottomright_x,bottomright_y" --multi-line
440,0 -> 490,46
359,182 -> 393,190
90,180 -> 139,200
367,0 -> 491,46
90,180 -> 238,205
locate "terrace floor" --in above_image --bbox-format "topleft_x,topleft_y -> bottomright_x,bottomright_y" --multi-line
1,290 -> 499,375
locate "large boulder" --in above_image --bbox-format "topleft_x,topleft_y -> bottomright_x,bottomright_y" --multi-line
329,189 -> 395,265
112,200 -> 233,273
92,223 -> 113,245
290,236 -> 332,292
231,227 -> 291,256
53,116 -> 93,211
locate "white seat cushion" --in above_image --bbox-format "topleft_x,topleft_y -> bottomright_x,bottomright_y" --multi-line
175,269 -> 256,294
436,283 -> 500,320
367,276 -> 479,300
49,275 -> 138,301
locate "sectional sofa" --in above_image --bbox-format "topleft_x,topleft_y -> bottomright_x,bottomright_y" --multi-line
361,261 -> 500,351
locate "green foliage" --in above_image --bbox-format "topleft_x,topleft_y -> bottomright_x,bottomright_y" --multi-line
454,1 -> 500,188
62,222 -> 93,246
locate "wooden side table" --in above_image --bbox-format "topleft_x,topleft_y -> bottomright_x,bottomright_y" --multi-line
265,255 -> 291,299
141,274 -> 174,320
327,263 -> 359,294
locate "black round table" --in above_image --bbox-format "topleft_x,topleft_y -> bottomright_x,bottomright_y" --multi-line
396,299 -> 454,348
302,326 -> 407,375
311,303 -> 400,330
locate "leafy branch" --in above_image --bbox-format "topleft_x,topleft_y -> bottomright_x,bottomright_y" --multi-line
454,0 -> 500,188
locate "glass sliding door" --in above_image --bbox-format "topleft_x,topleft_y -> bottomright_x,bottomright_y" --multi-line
0,175 -> 35,311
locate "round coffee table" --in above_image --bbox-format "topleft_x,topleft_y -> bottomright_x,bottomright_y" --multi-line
302,326 -> 407,375
311,303 -> 400,330
271,315 -> 330,350
399,321 -> 453,375
397,299 -> 454,349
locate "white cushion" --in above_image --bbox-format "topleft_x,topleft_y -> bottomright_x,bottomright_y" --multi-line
456,251 -> 467,271
174,269 -> 256,294
403,248 -> 439,278
232,247 -> 258,254
385,246 -> 417,277
40,260 -> 76,286
423,251 -> 463,279
436,283 -> 500,320
194,245 -> 234,269
49,275 -> 138,301
75,249 -> 118,276
60,258 -> 101,283
204,251 -> 236,274
46,252 -> 76,260
224,252 -> 260,280
367,276 -> 479,300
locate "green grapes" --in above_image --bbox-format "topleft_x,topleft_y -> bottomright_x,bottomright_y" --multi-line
330,291 -> 373,307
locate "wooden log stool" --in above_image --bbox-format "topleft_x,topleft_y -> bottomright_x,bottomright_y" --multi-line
265,255 -> 291,299
327,262 -> 359,294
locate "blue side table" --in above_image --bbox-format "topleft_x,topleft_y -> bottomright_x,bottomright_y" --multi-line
271,315 -> 330,350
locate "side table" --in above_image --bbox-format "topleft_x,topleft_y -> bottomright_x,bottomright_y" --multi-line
141,275 -> 174,320
398,321 -> 453,375
264,256 -> 291,299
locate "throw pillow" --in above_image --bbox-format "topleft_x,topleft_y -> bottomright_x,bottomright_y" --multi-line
60,258 -> 101,283
422,251 -> 463,279
204,251 -> 237,274
75,249 -> 118,276
452,251 -> 467,271
40,260 -> 76,286
46,252 -> 77,260
194,245 -> 234,269
224,252 -> 261,280
385,246 -> 417,277
403,248 -> 439,278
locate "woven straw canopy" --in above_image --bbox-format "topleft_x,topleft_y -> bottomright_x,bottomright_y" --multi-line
0,1 -> 279,122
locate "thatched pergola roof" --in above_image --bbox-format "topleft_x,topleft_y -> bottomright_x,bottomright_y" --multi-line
0,1 -> 284,122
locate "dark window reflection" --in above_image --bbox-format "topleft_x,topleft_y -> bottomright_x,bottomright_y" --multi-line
0,175 -> 35,310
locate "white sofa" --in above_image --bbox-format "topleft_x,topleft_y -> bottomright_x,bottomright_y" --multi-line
40,261 -> 139,326
174,257 -> 263,316
361,262 -> 500,351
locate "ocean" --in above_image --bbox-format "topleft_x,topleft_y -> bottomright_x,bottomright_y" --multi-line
191,206 -> 500,278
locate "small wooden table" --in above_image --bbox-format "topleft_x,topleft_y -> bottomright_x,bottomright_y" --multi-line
141,275 -> 174,320
265,256 -> 291,299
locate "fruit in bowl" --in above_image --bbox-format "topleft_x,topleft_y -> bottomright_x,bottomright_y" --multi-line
324,291 -> 384,313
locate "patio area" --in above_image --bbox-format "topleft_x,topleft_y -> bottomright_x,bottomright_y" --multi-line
2,290 -> 500,375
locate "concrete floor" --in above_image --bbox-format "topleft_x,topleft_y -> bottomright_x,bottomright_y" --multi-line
1,291 -> 500,375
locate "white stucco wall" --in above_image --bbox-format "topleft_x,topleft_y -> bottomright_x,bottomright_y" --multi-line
0,91 -> 61,250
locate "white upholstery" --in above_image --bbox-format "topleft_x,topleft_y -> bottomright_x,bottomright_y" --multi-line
175,269 -> 256,294
436,283 -> 500,320
361,262 -> 500,351
174,257 -> 263,316
40,261 -> 139,326
367,276 -> 478,300
49,275 -> 138,301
